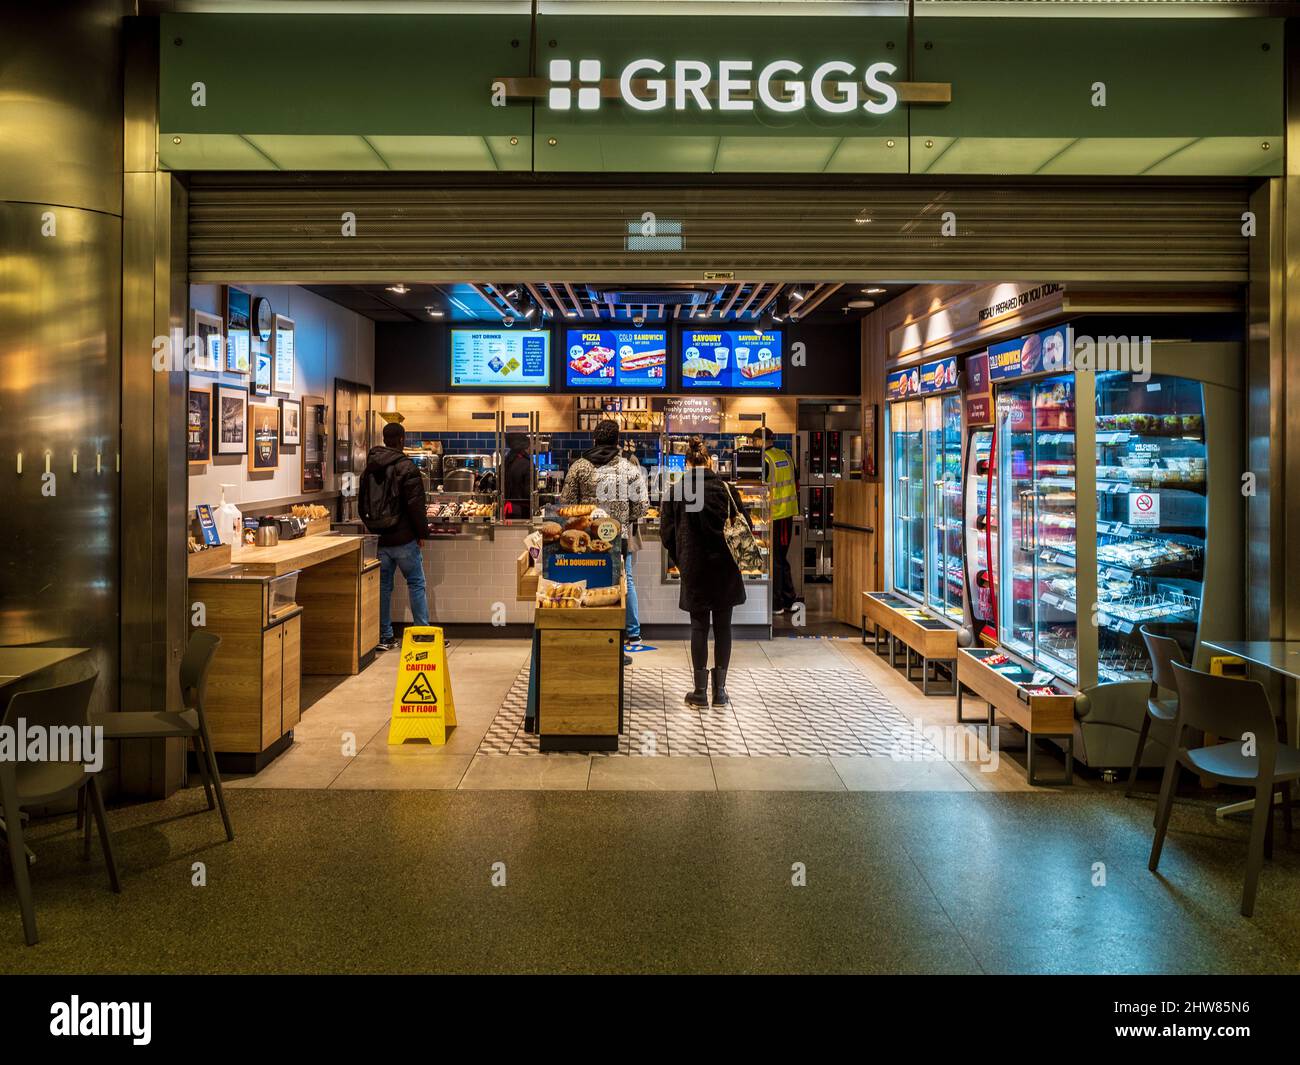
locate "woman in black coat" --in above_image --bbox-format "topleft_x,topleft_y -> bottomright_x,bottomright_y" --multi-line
660,437 -> 747,708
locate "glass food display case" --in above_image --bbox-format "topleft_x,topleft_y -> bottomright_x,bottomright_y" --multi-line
1093,371 -> 1205,680
886,357 -> 963,622
986,324 -> 1239,714
996,372 -> 1078,683
964,428 -> 997,643
925,392 -> 964,623
888,398 -> 924,601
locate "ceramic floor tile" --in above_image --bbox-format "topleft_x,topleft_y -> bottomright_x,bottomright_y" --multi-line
458,754 -> 592,790
587,755 -> 717,791
710,755 -> 847,791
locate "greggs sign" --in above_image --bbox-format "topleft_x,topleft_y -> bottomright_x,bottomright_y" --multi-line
544,57 -> 901,115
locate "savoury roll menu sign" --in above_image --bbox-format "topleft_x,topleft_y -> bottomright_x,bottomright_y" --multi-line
681,329 -> 782,389
565,329 -> 667,388
450,329 -> 551,388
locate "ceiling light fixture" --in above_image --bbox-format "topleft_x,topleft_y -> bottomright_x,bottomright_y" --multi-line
791,288 -> 805,301
386,284 -> 409,295
425,306 -> 444,318
863,287 -> 886,295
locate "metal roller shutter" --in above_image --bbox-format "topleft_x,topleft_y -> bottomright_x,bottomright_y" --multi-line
187,174 -> 1252,284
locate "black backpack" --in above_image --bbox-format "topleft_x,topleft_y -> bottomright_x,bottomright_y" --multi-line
359,461 -> 404,532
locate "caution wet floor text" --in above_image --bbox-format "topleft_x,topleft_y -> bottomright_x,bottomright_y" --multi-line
388,626 -> 457,745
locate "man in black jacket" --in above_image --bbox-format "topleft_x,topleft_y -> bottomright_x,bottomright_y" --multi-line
361,422 -> 431,651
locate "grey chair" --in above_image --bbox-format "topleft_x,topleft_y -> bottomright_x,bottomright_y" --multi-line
1149,662 -> 1300,917
1126,626 -> 1186,800
0,674 -> 119,945
82,631 -> 232,846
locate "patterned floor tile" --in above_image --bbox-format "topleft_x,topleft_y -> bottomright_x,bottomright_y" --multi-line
474,665 -> 942,761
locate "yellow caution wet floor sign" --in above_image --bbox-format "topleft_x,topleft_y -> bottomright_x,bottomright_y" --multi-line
388,626 -> 457,745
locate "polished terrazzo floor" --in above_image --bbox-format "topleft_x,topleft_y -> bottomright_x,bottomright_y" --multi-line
3,785 -> 1300,973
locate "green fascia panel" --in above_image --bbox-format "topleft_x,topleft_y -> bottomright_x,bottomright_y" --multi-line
1035,137 -> 1197,176
243,135 -> 388,170
543,135 -> 719,174
1143,136 -> 1282,177
715,137 -> 840,173
912,17 -> 1283,176
824,137 -> 907,174
158,134 -> 281,170
533,14 -> 909,174
367,135 -> 531,171
913,136 -> 1076,175
159,12 -> 530,138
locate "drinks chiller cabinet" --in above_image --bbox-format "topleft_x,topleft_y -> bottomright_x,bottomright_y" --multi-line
987,331 -> 1242,768
887,331 -> 1241,769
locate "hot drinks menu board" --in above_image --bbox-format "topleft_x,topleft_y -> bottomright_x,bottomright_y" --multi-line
450,329 -> 551,388
565,329 -> 667,388
680,329 -> 782,389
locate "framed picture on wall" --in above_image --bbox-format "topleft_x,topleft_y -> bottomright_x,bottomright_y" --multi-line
249,401 -> 281,472
190,309 -> 223,374
273,314 -> 295,393
863,403 -> 878,478
252,348 -> 272,397
280,398 -> 302,446
224,286 -> 251,374
187,384 -> 212,465
301,395 -> 327,493
214,384 -> 248,455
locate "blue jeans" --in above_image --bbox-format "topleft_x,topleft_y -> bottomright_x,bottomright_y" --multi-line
379,540 -> 428,640
625,550 -> 640,640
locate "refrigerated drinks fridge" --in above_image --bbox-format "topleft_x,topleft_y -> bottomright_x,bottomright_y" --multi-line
925,393 -> 964,623
885,359 -> 963,624
963,428 -> 997,643
986,323 -> 1241,770
888,398 -> 925,601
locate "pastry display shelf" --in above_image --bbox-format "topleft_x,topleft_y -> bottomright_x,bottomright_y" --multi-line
955,647 -> 1076,786
861,591 -> 959,696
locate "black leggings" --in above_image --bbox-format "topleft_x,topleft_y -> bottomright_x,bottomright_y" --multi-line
689,607 -> 734,672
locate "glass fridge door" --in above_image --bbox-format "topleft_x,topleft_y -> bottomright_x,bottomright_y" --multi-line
1094,372 -> 1206,680
940,394 -> 965,622
1032,376 -> 1078,682
997,382 -> 1037,662
891,399 -> 924,601
964,428 -> 996,640
996,374 -> 1077,682
925,397 -> 945,614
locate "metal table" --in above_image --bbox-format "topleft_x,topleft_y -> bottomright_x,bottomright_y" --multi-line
1202,641 -> 1300,819
0,647 -> 90,865
0,647 -> 90,691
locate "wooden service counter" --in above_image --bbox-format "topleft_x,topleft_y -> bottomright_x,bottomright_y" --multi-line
188,534 -> 380,771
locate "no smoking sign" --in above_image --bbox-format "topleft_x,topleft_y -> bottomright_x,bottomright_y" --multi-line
1128,491 -> 1160,528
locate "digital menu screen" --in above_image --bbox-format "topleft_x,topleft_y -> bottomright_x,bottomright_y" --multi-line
680,329 -> 782,390
565,329 -> 668,389
450,329 -> 551,388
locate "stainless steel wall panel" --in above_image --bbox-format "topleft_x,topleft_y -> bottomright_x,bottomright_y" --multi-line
0,203 -> 122,719
0,1 -> 129,215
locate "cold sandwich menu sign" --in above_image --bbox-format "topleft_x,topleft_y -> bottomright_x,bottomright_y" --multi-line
565,328 -> 667,388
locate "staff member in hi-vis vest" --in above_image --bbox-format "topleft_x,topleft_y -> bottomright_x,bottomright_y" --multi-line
752,428 -> 799,614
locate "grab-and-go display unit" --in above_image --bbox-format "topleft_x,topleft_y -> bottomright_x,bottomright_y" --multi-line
885,357 -> 963,624
963,426 -> 997,644
985,322 -> 1241,764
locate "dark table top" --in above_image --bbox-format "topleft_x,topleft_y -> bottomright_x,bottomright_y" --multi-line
1203,641 -> 1300,682
0,647 -> 89,688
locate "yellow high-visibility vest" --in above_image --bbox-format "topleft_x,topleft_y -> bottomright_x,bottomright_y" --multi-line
764,446 -> 798,520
